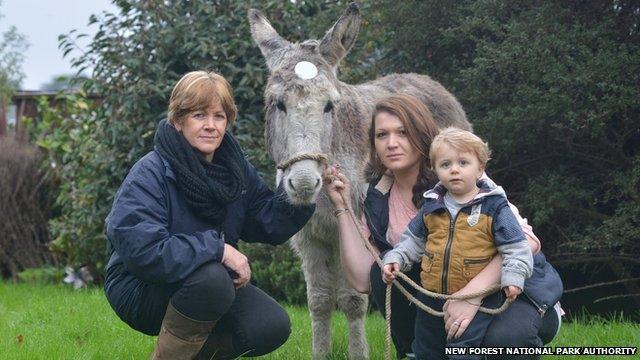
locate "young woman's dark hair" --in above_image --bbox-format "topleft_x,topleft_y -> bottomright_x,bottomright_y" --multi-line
365,94 -> 440,207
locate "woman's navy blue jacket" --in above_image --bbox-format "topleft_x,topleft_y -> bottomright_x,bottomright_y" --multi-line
105,150 -> 314,284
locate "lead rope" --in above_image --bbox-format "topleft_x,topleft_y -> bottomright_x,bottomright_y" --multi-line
339,192 -> 512,360
279,154 -> 511,360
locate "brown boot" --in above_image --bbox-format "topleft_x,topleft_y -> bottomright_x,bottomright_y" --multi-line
150,302 -> 217,360
194,330 -> 236,360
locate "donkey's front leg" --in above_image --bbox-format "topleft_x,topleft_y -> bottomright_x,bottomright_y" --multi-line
337,275 -> 369,359
298,238 -> 337,359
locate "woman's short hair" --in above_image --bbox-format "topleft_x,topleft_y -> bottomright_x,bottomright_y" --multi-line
168,71 -> 237,126
365,94 -> 440,207
430,127 -> 491,168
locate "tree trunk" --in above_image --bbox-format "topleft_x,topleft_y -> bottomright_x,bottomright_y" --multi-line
0,101 -> 6,137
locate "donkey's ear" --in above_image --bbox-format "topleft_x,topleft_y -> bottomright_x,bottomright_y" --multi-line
319,2 -> 361,68
249,9 -> 291,70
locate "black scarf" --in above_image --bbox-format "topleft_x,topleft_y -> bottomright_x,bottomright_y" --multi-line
154,119 -> 244,225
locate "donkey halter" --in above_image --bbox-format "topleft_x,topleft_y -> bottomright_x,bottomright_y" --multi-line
276,153 -> 329,170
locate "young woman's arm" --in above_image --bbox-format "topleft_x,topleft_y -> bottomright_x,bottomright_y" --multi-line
337,210 -> 377,293
324,166 -> 376,293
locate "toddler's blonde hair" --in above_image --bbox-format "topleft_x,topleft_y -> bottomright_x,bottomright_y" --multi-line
430,127 -> 491,169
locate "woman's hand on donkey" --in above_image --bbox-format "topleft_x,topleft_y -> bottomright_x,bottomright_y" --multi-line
322,165 -> 352,209
222,244 -> 251,289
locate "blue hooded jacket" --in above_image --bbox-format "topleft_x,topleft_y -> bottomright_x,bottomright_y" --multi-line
105,150 -> 314,284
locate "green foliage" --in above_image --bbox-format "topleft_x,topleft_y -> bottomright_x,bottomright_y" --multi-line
0,1 -> 28,103
40,74 -> 89,91
27,92 -> 110,274
461,2 -> 639,267
239,242 -> 307,305
368,1 -> 640,275
16,266 -> 64,284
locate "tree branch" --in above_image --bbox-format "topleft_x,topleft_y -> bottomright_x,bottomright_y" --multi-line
551,256 -> 640,266
564,278 -> 640,294
490,154 -> 558,176
593,294 -> 640,304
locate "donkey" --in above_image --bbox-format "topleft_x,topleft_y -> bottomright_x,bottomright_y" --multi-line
249,3 -> 470,358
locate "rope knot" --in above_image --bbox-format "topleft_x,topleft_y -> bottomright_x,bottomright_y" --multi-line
276,153 -> 329,171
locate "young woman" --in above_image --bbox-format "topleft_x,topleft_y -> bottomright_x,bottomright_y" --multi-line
324,94 -> 562,360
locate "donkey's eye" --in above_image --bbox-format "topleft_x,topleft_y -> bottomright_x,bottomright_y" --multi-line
323,101 -> 334,114
276,101 -> 287,113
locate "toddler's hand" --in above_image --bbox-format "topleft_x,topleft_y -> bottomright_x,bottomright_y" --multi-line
382,263 -> 399,284
504,285 -> 522,301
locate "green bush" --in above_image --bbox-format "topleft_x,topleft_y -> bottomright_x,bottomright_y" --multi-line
368,0 -> 640,278
240,243 -> 307,305
16,266 -> 65,285
26,92 -> 108,277
364,1 -> 640,313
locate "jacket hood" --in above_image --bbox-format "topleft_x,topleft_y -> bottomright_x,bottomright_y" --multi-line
423,178 -> 507,204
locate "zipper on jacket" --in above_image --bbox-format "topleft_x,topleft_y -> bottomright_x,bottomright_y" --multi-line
439,195 -> 488,293
441,210 -> 458,294
463,257 -> 492,265
523,291 -> 547,317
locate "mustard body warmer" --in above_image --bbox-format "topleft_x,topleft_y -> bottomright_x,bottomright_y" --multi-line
383,181 -> 533,295
421,203 -> 497,294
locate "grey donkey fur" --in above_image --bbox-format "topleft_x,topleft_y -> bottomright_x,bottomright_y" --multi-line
249,3 -> 470,358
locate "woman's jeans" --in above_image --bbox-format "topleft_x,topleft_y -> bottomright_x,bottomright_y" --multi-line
370,261 -> 560,360
412,292 -> 502,360
482,297 -> 559,360
105,261 -> 290,356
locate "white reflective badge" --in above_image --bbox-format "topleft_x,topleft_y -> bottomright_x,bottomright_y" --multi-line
467,204 -> 482,227
294,61 -> 318,80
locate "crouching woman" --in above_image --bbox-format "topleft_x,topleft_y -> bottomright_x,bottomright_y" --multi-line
104,71 -> 314,359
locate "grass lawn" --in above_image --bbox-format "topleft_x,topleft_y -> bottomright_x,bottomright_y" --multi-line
0,282 -> 638,359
